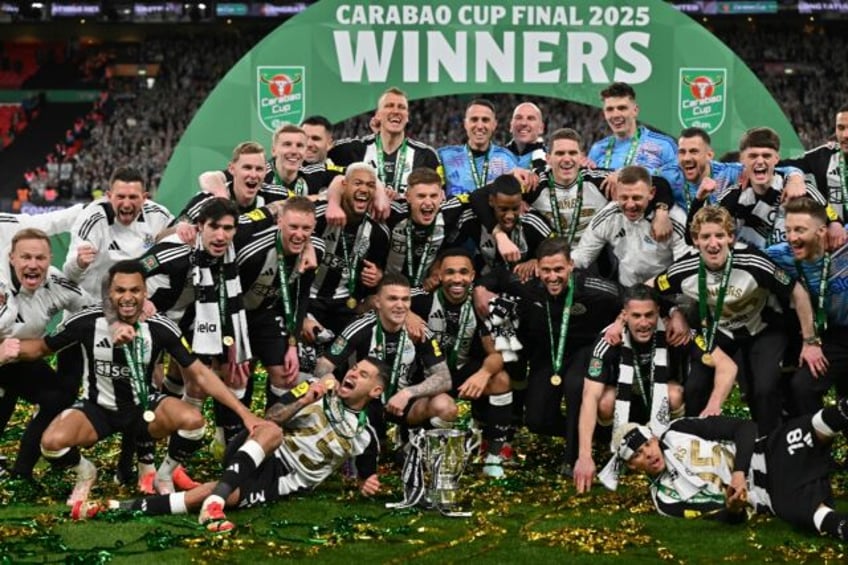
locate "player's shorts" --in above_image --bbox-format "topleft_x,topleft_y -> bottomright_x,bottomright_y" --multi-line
72,393 -> 169,441
764,414 -> 833,530
235,454 -> 297,508
449,359 -> 484,393
247,307 -> 288,368
384,395 -> 417,426
224,430 -> 297,508
0,360 -> 65,402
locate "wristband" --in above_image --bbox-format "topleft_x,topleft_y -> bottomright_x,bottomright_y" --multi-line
278,380 -> 311,405
803,335 -> 822,346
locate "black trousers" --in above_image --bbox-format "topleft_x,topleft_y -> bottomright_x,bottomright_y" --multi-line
523,345 -> 592,465
686,327 -> 786,436
0,358 -> 79,477
788,326 -> 848,417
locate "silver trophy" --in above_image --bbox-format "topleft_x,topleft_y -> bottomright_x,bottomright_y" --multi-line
386,427 -> 480,517
423,429 -> 479,516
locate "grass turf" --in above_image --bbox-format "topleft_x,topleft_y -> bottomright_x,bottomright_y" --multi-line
1,385 -> 847,563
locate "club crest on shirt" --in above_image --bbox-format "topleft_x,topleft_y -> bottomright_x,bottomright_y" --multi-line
330,336 -> 347,356
773,267 -> 791,285
141,255 -> 159,272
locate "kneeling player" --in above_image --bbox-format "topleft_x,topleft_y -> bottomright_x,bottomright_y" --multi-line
314,274 -> 456,441
574,284 -> 736,493
410,248 -> 511,477
2,261 -> 264,507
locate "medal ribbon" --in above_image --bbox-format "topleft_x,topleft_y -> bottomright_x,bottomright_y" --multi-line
276,232 -> 301,338
376,321 -> 409,401
466,145 -> 490,190
602,127 -> 641,169
698,251 -> 734,352
274,169 -> 307,197
323,393 -> 367,440
438,289 -> 473,371
839,152 -> 848,217
339,228 -> 362,299
375,136 -> 408,191
123,324 -> 149,411
630,332 -> 657,409
545,279 -> 575,377
548,171 -> 584,244
795,253 -> 831,335
405,221 -> 435,287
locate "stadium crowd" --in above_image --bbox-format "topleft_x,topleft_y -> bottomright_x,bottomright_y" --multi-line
0,16 -> 846,542
7,23 -> 848,204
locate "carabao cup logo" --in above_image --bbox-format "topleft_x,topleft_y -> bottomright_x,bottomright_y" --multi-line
257,66 -> 305,132
678,68 -> 727,134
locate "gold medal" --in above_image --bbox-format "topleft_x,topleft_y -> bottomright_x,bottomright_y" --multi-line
550,374 -> 562,386
223,335 -> 234,347
346,297 -> 358,309
701,353 -> 715,367
143,410 -> 156,423
287,336 -> 297,347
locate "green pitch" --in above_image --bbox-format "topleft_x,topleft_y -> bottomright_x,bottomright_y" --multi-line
1,388 -> 846,564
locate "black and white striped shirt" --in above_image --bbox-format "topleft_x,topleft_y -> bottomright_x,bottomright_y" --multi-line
44,307 -> 196,411
655,244 -> 795,339
329,134 -> 443,194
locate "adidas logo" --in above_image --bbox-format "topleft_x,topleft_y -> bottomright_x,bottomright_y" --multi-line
15,314 -> 24,323
261,267 -> 275,277
108,241 -> 121,251
430,310 -> 445,320
96,337 -> 111,348
615,228 -> 626,239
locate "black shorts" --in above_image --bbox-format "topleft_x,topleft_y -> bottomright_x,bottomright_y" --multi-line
246,307 -> 287,368
449,359 -> 483,393
180,327 -> 227,366
235,454 -> 295,508
224,430 -> 295,508
308,297 -> 359,336
73,393 -> 169,441
384,395 -> 417,426
765,414 -> 833,530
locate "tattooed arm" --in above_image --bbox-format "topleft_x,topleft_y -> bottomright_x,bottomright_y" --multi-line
264,380 -> 327,425
385,360 -> 452,418
404,360 -> 452,398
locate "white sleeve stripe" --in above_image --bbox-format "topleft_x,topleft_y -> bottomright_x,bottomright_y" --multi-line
153,246 -> 192,264
340,312 -> 377,339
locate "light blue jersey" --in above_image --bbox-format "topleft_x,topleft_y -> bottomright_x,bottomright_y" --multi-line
678,161 -> 804,212
438,143 -> 519,198
588,125 -> 682,198
767,242 -> 848,328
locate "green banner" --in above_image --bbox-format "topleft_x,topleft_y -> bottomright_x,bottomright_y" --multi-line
157,0 -> 802,213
